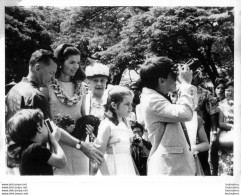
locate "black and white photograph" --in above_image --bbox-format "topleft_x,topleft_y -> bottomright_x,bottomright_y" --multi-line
1,0 -> 241,194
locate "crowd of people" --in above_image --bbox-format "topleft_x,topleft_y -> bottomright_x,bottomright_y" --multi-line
5,44 -> 234,176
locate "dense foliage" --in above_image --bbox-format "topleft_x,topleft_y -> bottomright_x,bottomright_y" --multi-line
5,6 -> 234,85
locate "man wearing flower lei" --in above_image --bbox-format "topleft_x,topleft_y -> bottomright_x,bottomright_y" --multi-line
42,44 -> 101,175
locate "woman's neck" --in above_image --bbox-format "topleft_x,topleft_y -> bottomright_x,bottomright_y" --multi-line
58,73 -> 71,82
92,91 -> 104,100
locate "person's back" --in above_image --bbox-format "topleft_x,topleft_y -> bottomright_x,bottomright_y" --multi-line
20,142 -> 53,175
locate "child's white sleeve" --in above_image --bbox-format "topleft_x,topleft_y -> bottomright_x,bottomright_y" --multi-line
95,121 -> 111,154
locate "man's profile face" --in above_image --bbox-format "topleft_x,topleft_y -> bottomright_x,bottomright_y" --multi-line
39,59 -> 57,87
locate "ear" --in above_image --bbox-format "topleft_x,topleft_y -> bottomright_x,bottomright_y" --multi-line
34,63 -> 41,72
158,77 -> 165,84
111,102 -> 117,110
36,122 -> 42,133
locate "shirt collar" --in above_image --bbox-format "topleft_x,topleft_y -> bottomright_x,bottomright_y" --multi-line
22,77 -> 40,88
142,87 -> 172,102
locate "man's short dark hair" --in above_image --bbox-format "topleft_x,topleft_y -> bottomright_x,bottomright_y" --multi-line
29,49 -> 56,67
140,56 -> 176,90
131,122 -> 144,134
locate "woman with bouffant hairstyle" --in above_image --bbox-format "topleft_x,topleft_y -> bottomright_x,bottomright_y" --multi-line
42,44 -> 88,175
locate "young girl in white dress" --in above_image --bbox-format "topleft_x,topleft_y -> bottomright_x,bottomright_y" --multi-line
95,86 -> 138,175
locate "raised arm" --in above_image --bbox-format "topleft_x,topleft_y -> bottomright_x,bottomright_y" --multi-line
47,126 -> 67,169
148,83 -> 197,123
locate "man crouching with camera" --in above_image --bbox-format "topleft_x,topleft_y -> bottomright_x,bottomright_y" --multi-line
131,122 -> 152,175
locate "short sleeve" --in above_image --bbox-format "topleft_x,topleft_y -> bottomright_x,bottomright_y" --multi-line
31,143 -> 52,164
95,120 -> 111,153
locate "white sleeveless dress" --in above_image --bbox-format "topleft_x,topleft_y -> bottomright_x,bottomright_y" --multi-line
96,119 -> 137,175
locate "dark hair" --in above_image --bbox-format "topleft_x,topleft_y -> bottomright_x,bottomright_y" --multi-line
54,44 -> 86,82
105,86 -> 133,125
131,122 -> 144,134
214,78 -> 226,89
7,109 -> 44,144
29,49 -> 56,67
139,56 -> 176,90
226,80 -> 234,88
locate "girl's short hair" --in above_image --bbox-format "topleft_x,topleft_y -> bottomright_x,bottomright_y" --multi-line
7,109 -> 44,144
105,86 -> 133,125
140,56 -> 176,90
54,44 -> 86,82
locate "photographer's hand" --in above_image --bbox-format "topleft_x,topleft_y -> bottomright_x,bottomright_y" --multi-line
178,64 -> 193,84
50,121 -> 61,142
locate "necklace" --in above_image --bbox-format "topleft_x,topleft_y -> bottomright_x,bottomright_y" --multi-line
50,78 -> 83,106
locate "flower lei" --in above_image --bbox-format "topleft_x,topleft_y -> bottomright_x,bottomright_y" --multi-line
50,78 -> 83,107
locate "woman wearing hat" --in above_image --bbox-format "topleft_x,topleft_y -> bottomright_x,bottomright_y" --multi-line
42,44 -> 89,175
83,62 -> 110,175
84,62 -> 110,120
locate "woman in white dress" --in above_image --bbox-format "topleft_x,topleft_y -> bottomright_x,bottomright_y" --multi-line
42,44 -> 89,175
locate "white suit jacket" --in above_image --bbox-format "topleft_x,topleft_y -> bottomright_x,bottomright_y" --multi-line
141,84 -> 197,175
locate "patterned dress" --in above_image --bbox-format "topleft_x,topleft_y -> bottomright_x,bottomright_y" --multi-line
218,99 -> 234,176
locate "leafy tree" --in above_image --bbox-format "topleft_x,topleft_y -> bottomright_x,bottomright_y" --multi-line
118,7 -> 234,83
5,6 -> 52,83
6,6 -> 233,85
52,6 -> 149,83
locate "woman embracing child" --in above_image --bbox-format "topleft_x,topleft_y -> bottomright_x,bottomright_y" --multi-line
95,86 -> 138,175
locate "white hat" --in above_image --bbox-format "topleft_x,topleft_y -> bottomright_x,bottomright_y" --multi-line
85,62 -> 110,77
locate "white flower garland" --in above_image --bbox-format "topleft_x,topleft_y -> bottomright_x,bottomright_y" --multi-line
50,79 -> 83,106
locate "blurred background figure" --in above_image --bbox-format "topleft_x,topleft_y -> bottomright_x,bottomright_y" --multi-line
191,70 -> 219,176
217,81 -> 234,176
214,78 -> 226,103
169,90 -> 178,104
131,122 -> 152,176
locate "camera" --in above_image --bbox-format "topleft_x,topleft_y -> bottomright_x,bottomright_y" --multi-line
45,119 -> 53,133
133,136 -> 141,144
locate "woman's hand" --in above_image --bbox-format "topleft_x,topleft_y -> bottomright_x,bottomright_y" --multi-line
66,124 -> 75,134
86,124 -> 95,138
178,64 -> 193,84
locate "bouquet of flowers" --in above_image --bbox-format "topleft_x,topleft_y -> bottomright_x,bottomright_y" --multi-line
72,115 -> 100,141
52,114 -> 75,134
